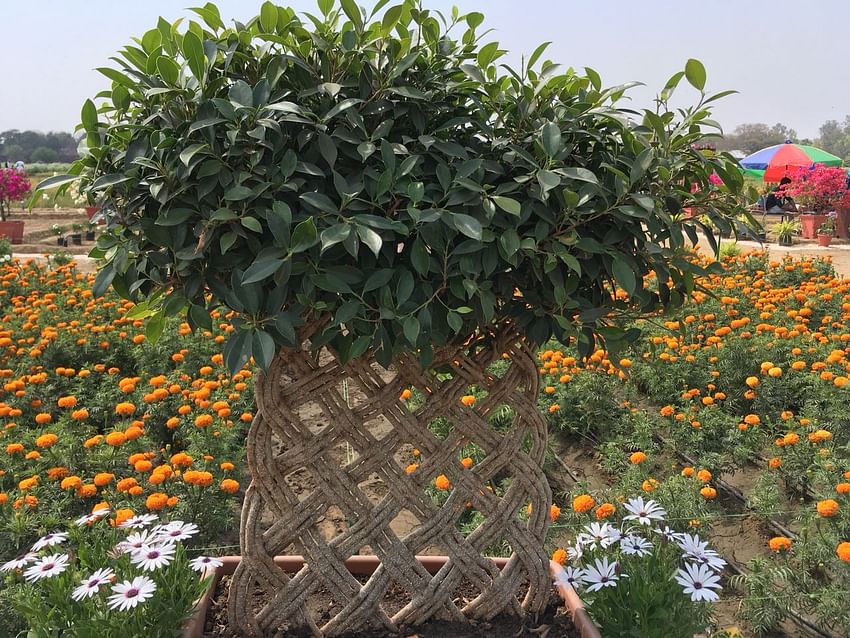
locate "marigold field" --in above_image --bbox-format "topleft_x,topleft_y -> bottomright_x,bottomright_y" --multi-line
1,252 -> 850,635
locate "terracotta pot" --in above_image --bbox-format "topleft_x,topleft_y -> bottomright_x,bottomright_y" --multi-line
0,220 -> 25,244
817,233 -> 832,247
800,213 -> 827,239
835,208 -> 850,239
182,556 -> 602,638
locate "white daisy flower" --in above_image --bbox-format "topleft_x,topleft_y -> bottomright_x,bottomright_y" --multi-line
566,544 -> 583,563
32,532 -> 69,552
156,520 -> 199,542
23,554 -> 69,582
555,566 -> 586,590
71,568 -> 114,601
577,522 -> 620,550
675,562 -> 722,602
189,556 -> 224,572
654,525 -> 679,543
75,508 -> 110,526
130,544 -> 176,572
675,534 -> 726,571
107,576 -> 157,610
583,557 -> 621,593
1,552 -> 37,572
694,550 -> 727,572
620,534 -> 653,557
622,497 -> 666,526
117,529 -> 159,555
118,513 -> 159,529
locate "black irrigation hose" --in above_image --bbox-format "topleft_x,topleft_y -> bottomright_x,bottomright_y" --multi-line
655,435 -> 836,638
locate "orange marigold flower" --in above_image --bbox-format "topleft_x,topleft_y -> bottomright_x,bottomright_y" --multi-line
240,412 -> 253,422
0,493 -> 7,505
769,536 -> 792,553
405,463 -> 418,475
743,414 -> 761,426
71,409 -> 89,421
34,412 -> 52,425
551,548 -> 567,565
768,367 -> 782,378
134,460 -> 153,473
25,451 -> 41,460
399,388 -> 412,401
60,476 -> 82,491
549,504 -> 561,521
817,499 -> 840,517
124,426 -> 144,441
76,484 -> 97,498
837,542 -> 850,563
642,478 -> 659,492
35,433 -> 58,448
220,479 -> 240,493
194,414 -> 213,428
681,466 -> 695,477
700,486 -> 717,500
93,473 -> 114,487
745,376 -> 759,388
116,477 -> 138,493
768,457 -> 782,469
57,396 -> 77,408
170,452 -> 193,467
145,492 -> 169,510
548,404 -> 560,413
434,474 -> 451,490
836,483 -> 850,495
84,435 -> 102,448
572,494 -> 596,513
220,462 -> 234,471
595,503 -> 616,520
460,457 -> 473,469
115,402 -> 136,416
460,395 -> 476,407
6,443 -> 24,454
128,485 -> 144,496
112,508 -> 134,527
808,429 -> 833,443
629,451 -> 647,465
105,431 -> 127,446
47,467 -> 69,481
696,469 -> 712,483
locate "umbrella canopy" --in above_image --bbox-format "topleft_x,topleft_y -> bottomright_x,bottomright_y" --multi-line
739,141 -> 843,182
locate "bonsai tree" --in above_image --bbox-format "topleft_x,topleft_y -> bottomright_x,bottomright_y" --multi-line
36,2 -> 748,634
0,168 -> 31,222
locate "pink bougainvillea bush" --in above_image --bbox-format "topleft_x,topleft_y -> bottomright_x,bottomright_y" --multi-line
780,165 -> 848,213
0,168 -> 32,221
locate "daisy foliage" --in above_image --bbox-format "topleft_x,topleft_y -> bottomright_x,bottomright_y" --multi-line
551,493 -> 723,638
1,513 -> 219,638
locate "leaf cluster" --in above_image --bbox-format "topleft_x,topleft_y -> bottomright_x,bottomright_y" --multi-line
39,1 -> 747,371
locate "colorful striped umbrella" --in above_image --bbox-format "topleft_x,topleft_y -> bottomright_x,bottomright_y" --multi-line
739,141 -> 843,182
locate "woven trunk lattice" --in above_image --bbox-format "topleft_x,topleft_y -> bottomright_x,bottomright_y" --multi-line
228,326 -> 552,636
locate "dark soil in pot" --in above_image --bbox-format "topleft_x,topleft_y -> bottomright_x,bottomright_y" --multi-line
203,575 -> 579,638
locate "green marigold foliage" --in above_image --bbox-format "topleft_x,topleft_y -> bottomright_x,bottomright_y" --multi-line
39,1 -> 748,371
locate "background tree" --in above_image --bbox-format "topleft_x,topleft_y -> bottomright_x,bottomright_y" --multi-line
0,130 -> 79,163
817,117 -> 850,162
716,122 -> 797,154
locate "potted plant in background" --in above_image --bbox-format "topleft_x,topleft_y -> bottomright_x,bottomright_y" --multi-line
773,219 -> 799,246
85,220 -> 97,241
817,213 -> 836,247
37,2 -> 746,634
50,224 -> 66,246
838,189 -> 850,237
0,167 -> 31,244
783,165 -> 847,238
70,222 -> 85,245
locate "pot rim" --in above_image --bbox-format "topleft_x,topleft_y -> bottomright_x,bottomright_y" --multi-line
182,555 -> 601,638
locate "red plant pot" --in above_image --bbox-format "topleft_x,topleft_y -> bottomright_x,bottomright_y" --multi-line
817,233 -> 833,247
182,555 -> 602,638
0,220 -> 25,244
800,213 -> 827,239
85,207 -> 105,225
837,208 -> 850,239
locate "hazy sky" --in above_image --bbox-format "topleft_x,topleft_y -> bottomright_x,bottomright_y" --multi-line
3,1 -> 849,139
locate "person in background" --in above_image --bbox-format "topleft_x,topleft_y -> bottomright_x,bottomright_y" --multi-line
765,176 -> 797,215
14,160 -> 25,173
